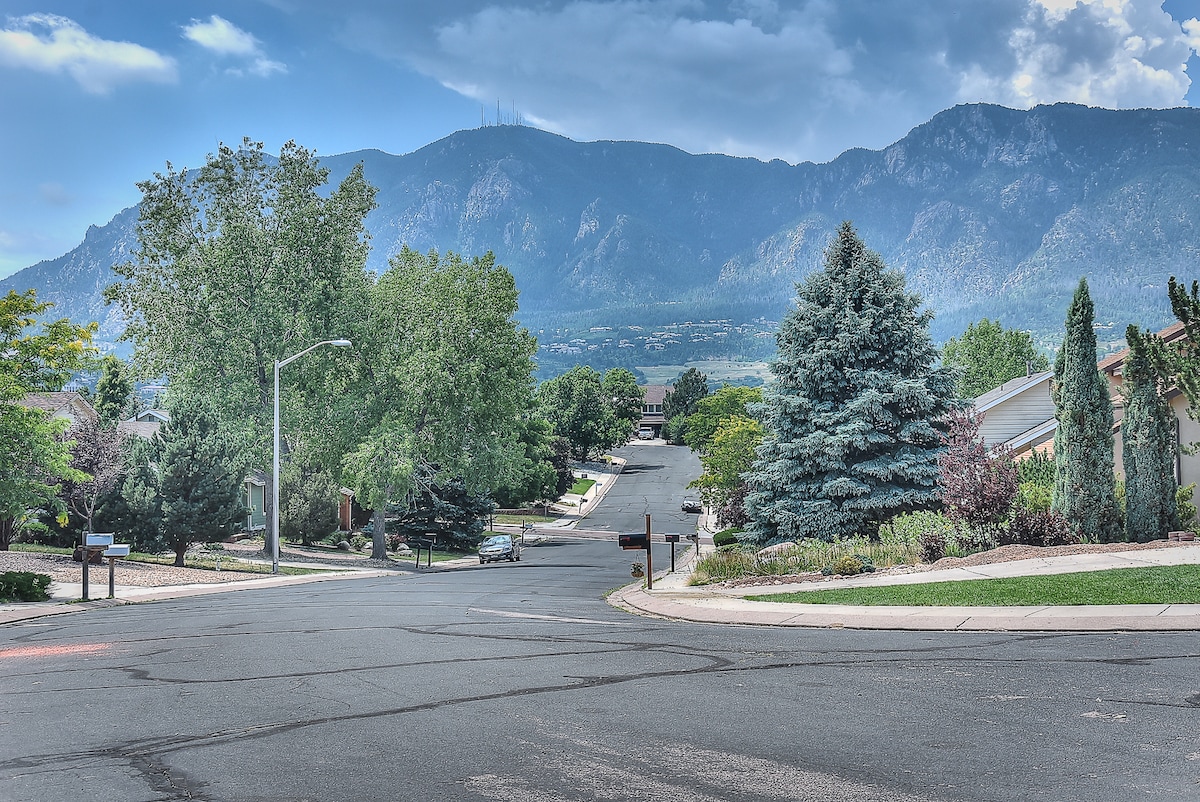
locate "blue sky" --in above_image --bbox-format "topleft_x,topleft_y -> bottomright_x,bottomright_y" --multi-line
1,0 -> 1199,279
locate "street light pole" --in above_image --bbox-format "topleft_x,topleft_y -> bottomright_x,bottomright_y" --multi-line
271,338 -> 352,574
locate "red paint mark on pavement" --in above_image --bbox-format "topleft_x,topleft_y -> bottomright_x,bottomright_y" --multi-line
0,643 -> 112,660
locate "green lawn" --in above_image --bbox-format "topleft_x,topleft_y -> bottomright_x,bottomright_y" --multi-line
570,478 -> 596,495
748,565 -> 1200,607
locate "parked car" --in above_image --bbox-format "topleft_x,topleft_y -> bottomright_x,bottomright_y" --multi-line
478,534 -> 521,563
681,498 -> 702,513
637,427 -> 655,440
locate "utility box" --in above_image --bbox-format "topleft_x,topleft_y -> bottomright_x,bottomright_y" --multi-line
619,533 -> 649,550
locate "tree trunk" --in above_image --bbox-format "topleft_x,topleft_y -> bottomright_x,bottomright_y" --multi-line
0,517 -> 13,550
370,507 -> 387,560
174,543 -> 187,567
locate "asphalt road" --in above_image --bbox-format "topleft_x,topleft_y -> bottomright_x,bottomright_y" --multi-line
3,446 -> 1200,801
580,441 -> 704,537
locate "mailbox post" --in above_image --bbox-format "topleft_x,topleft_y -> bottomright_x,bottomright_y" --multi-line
665,533 -> 680,572
81,534 -> 112,601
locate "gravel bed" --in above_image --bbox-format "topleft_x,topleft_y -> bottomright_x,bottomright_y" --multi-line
0,552 -> 261,587
720,540 -> 1200,589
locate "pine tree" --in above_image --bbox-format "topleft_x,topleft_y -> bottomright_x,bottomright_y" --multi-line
123,399 -> 246,565
1121,325 -> 1178,542
743,222 -> 955,545
1051,279 -> 1120,541
92,355 -> 133,425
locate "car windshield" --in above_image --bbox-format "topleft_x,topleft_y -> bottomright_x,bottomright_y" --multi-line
481,536 -> 510,547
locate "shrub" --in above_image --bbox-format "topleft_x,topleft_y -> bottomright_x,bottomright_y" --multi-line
386,533 -> 405,552
349,534 -> 369,551
920,529 -> 947,563
831,555 -> 868,576
1008,509 -> 1077,547
712,529 -> 742,548
0,571 -> 51,603
1015,481 -> 1052,513
1177,484 -> 1198,533
1016,450 -> 1055,487
946,525 -> 999,557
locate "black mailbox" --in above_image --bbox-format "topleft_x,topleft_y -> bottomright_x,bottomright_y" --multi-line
619,533 -> 649,550
664,533 -> 680,543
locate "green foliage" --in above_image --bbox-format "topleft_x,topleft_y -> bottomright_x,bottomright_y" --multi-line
1176,483 -> 1198,533
937,408 -> 1018,528
744,222 -> 955,545
0,290 -> 96,550
490,416 -> 560,509
1015,450 -> 1055,487
682,385 -> 761,455
1121,325 -> 1179,542
689,416 -> 763,516
1007,509 -> 1077,547
712,529 -> 742,548
942,318 -> 1050,399
1015,481 -> 1052,513
342,247 -> 538,558
690,534 -> 919,585
1051,279 -> 1121,542
59,417 -> 129,536
279,464 -> 340,546
663,368 -> 709,443
93,355 -> 133,424
387,476 -> 492,552
120,399 -> 246,566
0,571 -> 51,602
536,366 -> 642,460
831,555 -> 866,576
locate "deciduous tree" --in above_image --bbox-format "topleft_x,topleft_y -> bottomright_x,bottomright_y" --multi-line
0,290 -> 96,549
743,222 -> 955,545
936,408 -> 1017,528
93,355 -> 134,424
60,417 -> 129,536
682,385 -> 761,455
663,368 -> 708,443
942,319 -> 1049,399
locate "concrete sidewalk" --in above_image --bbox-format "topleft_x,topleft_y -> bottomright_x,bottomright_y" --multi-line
610,544 -> 1200,631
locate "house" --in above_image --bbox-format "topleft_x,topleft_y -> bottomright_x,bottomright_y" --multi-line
971,322 -> 1200,487
1099,322 -> 1200,488
638,385 -> 669,437
19,391 -> 99,427
972,371 -> 1056,456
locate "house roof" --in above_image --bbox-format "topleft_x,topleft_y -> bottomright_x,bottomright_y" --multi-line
116,420 -> 161,440
1098,320 -> 1187,374
642,385 -> 669,405
18,392 -> 99,423
971,371 -> 1053,414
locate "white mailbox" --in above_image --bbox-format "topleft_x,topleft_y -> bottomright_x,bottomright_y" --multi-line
85,533 -> 114,548
102,545 -> 130,558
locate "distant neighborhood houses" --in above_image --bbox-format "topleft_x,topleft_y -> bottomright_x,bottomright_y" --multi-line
542,317 -> 776,356
973,322 -> 1200,488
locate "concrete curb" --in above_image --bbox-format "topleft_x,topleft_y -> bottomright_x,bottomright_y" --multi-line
607,545 -> 1200,631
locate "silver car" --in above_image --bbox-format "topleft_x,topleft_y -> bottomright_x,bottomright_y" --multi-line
478,534 -> 521,563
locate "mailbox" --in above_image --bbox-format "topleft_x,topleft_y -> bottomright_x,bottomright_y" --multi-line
619,533 -> 649,550
664,533 -> 680,543
103,545 -> 131,558
86,533 -> 114,548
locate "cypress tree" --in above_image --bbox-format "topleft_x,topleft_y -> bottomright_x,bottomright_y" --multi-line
1051,279 -> 1121,541
743,222 -> 955,545
1122,325 -> 1178,542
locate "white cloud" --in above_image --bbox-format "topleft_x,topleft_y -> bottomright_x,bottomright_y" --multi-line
958,0 -> 1194,109
0,13 -> 176,94
182,15 -> 287,76
367,0 -> 1198,163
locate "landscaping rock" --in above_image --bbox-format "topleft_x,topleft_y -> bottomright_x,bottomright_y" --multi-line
756,542 -> 798,559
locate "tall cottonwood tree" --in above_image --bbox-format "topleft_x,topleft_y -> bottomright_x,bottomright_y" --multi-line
340,248 -> 538,558
1121,325 -> 1178,542
107,139 -> 376,556
537,366 -> 643,461
942,318 -> 1050,399
1051,279 -> 1120,542
744,222 -> 955,545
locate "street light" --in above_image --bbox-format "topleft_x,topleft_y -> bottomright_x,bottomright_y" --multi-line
271,339 -> 353,573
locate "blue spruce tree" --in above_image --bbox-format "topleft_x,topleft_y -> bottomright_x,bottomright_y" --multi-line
1051,279 -> 1121,542
743,222 -> 955,545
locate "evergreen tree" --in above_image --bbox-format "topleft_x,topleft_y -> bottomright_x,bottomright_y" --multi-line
122,399 -> 246,565
663,368 -> 709,443
1051,279 -> 1120,542
1121,325 -> 1178,542
743,222 -> 955,545
92,355 -> 133,424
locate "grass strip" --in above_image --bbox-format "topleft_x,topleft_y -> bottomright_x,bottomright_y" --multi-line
570,478 -> 597,495
747,565 -> 1200,607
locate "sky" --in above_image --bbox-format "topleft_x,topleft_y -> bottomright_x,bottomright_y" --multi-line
1,0 -> 1199,279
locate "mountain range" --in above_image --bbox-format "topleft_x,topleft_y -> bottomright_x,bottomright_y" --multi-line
7,102 -> 1200,377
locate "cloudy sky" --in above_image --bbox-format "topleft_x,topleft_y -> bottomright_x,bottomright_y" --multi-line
1,0 -> 1198,279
